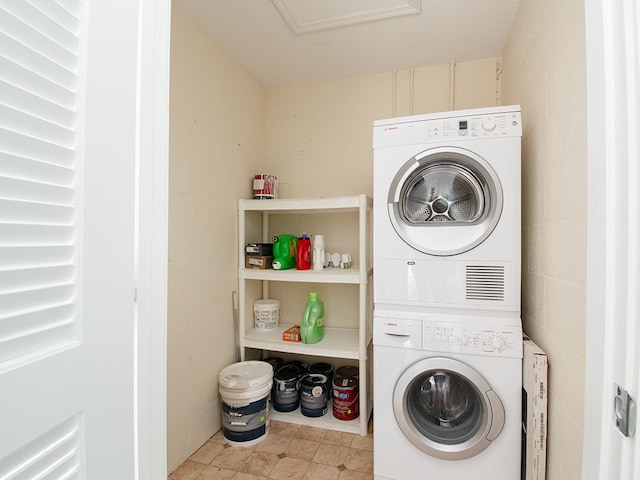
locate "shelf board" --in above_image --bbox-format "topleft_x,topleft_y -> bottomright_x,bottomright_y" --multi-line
270,398 -> 373,436
238,194 -> 372,214
243,324 -> 368,359
270,401 -> 362,435
240,266 -> 371,284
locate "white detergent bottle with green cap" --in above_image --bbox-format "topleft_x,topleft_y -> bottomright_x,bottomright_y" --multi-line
300,292 -> 324,344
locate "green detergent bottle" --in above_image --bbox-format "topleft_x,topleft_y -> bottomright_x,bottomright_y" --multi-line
300,292 -> 324,344
271,234 -> 297,270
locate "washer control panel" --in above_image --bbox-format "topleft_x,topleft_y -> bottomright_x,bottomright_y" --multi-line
423,321 -> 522,358
374,310 -> 523,358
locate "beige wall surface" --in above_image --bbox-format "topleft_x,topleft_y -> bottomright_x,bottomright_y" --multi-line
264,58 -> 500,200
167,4 -> 265,472
262,61 -> 501,333
501,0 -> 587,478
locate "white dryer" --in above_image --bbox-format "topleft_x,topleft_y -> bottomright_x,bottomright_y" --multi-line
373,308 -> 522,480
373,106 -> 522,313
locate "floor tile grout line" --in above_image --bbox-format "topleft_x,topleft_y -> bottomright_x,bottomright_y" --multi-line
170,420 -> 374,480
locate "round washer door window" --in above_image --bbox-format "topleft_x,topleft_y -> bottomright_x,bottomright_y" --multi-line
392,357 -> 505,460
388,146 -> 503,256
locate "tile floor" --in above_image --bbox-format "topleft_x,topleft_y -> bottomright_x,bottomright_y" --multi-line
168,420 -> 374,480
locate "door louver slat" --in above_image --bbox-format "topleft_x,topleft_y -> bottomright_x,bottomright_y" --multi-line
0,0 -> 81,370
0,415 -> 82,480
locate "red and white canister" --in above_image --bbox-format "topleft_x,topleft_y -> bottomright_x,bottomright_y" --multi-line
253,174 -> 278,199
332,375 -> 359,421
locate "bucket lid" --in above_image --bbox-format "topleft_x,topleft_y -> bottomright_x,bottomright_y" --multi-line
274,365 -> 300,382
309,362 -> 333,375
254,299 -> 280,308
301,374 -> 328,387
333,376 -> 358,389
335,366 -> 359,379
219,361 -> 273,390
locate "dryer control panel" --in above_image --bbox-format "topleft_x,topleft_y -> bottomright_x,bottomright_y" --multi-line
423,321 -> 523,358
373,105 -> 522,148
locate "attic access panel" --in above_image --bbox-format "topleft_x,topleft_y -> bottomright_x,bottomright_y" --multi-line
271,0 -> 421,34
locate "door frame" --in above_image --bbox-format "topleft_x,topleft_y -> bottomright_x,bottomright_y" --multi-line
135,0 -> 171,477
583,0 -> 639,477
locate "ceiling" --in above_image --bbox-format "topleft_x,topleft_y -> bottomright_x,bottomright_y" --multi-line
175,0 -> 522,87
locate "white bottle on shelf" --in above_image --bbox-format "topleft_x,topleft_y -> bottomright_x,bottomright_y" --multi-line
312,235 -> 325,271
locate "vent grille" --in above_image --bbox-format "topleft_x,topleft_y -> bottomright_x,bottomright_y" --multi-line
466,265 -> 505,301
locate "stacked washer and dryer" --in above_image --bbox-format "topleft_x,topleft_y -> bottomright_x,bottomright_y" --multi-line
372,106 -> 523,480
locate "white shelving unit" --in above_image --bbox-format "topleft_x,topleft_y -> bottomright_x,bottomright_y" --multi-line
238,194 -> 373,436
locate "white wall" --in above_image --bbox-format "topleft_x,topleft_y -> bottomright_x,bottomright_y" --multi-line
501,0 -> 587,478
167,5 -> 265,472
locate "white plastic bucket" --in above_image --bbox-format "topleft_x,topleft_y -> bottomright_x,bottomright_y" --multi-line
219,361 -> 273,446
253,299 -> 280,331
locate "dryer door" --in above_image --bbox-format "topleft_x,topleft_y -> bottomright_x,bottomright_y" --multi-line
388,146 -> 503,256
392,357 -> 505,460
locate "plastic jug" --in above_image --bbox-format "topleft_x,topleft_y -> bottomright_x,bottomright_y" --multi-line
296,233 -> 311,270
312,235 -> 325,271
272,234 -> 297,270
300,292 -> 324,344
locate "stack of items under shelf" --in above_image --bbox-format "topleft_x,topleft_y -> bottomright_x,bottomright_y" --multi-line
267,358 -> 359,422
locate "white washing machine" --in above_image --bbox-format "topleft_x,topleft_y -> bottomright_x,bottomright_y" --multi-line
373,106 -> 522,313
373,308 -> 522,480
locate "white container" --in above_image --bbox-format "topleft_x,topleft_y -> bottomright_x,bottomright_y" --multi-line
253,299 -> 280,330
313,235 -> 325,271
219,361 -> 273,446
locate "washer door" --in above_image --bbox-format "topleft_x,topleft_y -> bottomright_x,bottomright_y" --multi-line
393,357 -> 505,460
388,146 -> 503,256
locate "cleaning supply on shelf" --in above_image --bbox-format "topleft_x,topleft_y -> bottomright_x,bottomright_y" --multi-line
300,292 -> 324,344
271,234 -> 297,270
296,233 -> 311,270
253,299 -> 280,331
312,235 -> 325,271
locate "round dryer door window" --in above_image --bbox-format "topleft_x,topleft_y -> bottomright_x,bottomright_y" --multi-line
392,357 -> 505,460
388,146 -> 503,256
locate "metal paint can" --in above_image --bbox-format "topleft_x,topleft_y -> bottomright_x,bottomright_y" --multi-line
309,362 -> 334,386
335,365 -> 359,380
300,374 -> 329,417
272,365 -> 301,412
332,375 -> 359,421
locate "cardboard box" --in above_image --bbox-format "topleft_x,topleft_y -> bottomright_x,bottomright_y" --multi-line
522,335 -> 548,480
282,325 -> 300,342
245,255 -> 273,269
245,243 -> 273,256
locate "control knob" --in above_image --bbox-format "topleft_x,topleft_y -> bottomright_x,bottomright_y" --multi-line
481,116 -> 497,132
491,335 -> 507,352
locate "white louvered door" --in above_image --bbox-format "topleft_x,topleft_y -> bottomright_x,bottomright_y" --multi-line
0,1 -> 147,477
